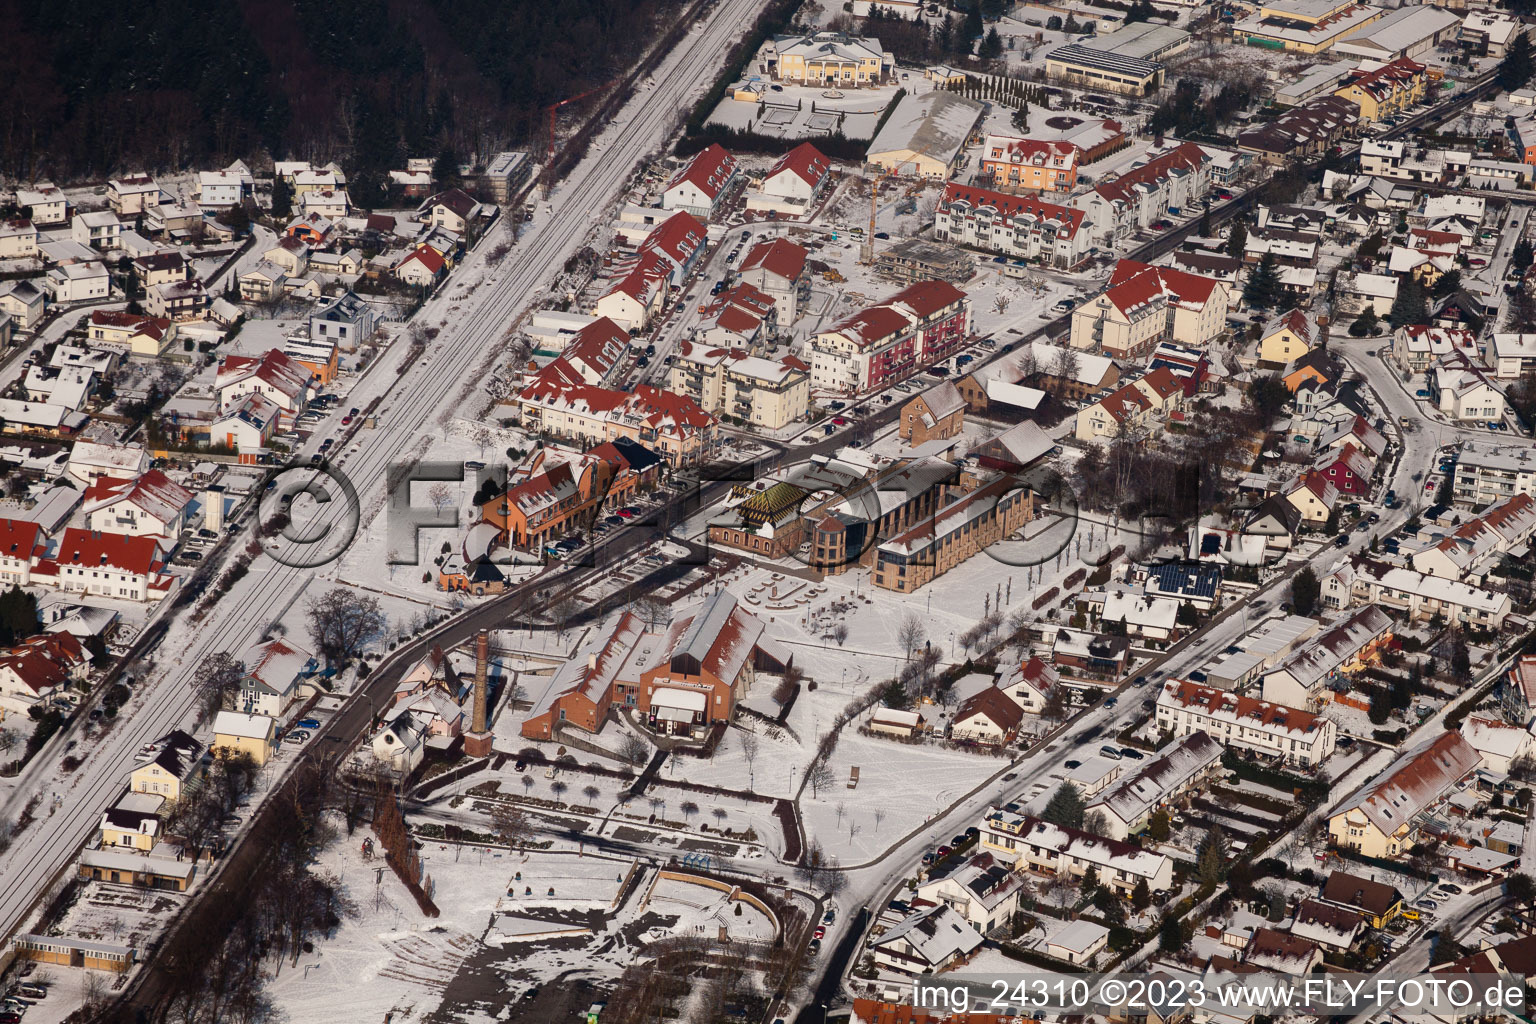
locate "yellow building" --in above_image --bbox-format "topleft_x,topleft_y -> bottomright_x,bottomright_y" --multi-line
770,31 -> 891,87
1334,57 -> 1427,121
127,729 -> 205,805
1258,308 -> 1317,364
1328,730 -> 1480,858
100,793 -> 163,852
211,710 -> 277,766
1236,0 -> 1384,53
13,935 -> 135,973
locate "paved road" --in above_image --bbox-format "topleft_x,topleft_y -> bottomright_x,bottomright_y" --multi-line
0,0 -> 778,972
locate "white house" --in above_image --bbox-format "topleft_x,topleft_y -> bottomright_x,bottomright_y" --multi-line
914,852 -> 1025,933
1045,920 -> 1111,966
1084,731 -> 1224,840
980,810 -> 1175,895
71,211 -> 123,251
661,144 -> 738,220
66,441 -> 150,487
1156,679 -> 1338,767
33,528 -> 175,602
45,262 -> 110,304
1431,358 -> 1507,424
82,469 -> 195,539
235,638 -> 317,718
215,349 -> 314,425
749,142 -> 833,215
870,903 -> 983,976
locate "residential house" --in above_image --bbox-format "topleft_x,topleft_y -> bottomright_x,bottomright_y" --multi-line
1391,325 -> 1478,374
1084,731 -> 1224,839
1073,366 -> 1184,442
914,853 -> 1025,933
0,218 -> 38,260
16,183 -> 68,225
809,280 -> 970,394
1246,928 -> 1323,973
870,904 -> 983,976
127,730 -> 205,804
144,279 -> 206,321
749,142 -> 832,216
1258,309 -> 1316,364
1284,470 -> 1339,525
215,349 -> 314,426
0,632 -> 88,715
0,280 -> 46,330
416,188 -> 482,235
196,170 -> 249,208
211,711 -> 277,767
394,246 -> 447,289
107,175 -> 161,216
661,144 -> 738,220
667,344 -> 810,430
45,262 -> 110,305
82,470 -> 194,538
235,639 -> 317,718
1489,334 -> 1536,381
1315,443 -> 1375,497
1290,899 -> 1364,952
997,655 -> 1059,714
1431,355 -> 1507,424
979,811 -> 1176,895
1261,603 -> 1393,708
66,441 -> 149,487
1328,730 -> 1482,857
1320,870 -> 1403,928
900,381 -> 965,444
72,211 -> 122,251
951,686 -> 1024,745
479,446 -> 607,550
239,262 -> 288,302
1156,680 -> 1337,767
309,291 -> 380,352
1463,715 -> 1534,775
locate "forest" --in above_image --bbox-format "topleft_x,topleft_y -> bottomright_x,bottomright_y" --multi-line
0,0 -> 684,183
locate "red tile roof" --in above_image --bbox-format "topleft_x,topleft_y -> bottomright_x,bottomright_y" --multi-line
940,182 -> 1084,238
764,142 -> 831,191
739,237 -> 808,281
667,144 -> 738,203
0,519 -> 43,560
53,528 -> 164,576
1094,142 -> 1208,206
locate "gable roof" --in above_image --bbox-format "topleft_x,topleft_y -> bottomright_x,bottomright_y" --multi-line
1335,730 -> 1481,837
764,142 -> 831,190
667,144 -> 738,203
739,237 -> 809,281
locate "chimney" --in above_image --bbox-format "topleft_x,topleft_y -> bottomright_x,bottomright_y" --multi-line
463,629 -> 494,758
204,484 -> 225,532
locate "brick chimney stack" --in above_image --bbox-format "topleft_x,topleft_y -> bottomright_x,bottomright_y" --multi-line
463,629 -> 494,758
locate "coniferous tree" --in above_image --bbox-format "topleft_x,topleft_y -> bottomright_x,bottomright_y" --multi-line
1042,783 -> 1086,829
1388,274 -> 1428,328
1242,252 -> 1282,311
1226,219 -> 1248,258
1500,31 -> 1535,91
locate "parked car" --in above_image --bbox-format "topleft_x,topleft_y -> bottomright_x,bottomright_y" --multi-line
936,845 -> 952,857
296,718 -> 320,730
823,908 -> 836,924
1099,745 -> 1123,760
1064,760 -> 1081,770
1120,747 -> 1145,760
1440,883 -> 1463,894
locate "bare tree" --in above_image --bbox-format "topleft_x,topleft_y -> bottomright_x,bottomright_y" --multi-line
472,425 -> 495,457
306,588 -> 387,667
0,726 -> 20,757
680,800 -> 699,821
832,622 -> 849,647
633,596 -> 672,630
551,779 -> 568,802
191,650 -> 246,722
992,293 -> 1012,316
874,807 -> 885,833
1052,344 -> 1081,385
490,801 -> 530,850
583,784 -> 601,803
897,614 -> 926,660
428,483 -> 457,520
621,733 -> 651,767
740,732 -> 759,789
1017,343 -> 1040,383
712,807 -> 727,827
806,760 -> 835,798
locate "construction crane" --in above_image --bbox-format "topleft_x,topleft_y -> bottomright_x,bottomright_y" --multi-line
861,170 -> 889,264
540,81 -> 616,196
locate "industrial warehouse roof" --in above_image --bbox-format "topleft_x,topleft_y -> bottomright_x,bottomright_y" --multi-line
865,91 -> 986,169
1045,44 -> 1165,80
